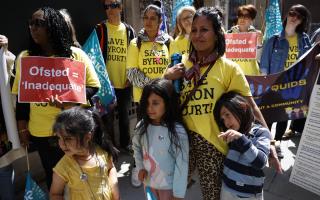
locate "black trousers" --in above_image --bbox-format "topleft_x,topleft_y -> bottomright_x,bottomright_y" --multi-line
290,118 -> 306,133
30,135 -> 64,189
102,87 -> 132,148
268,121 -> 288,141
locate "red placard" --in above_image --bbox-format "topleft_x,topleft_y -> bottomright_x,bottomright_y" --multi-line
225,32 -> 258,59
19,56 -> 86,104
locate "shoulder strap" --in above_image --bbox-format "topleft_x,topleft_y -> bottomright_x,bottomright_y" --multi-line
124,22 -> 136,46
180,59 -> 218,109
96,21 -> 108,62
137,36 -> 142,50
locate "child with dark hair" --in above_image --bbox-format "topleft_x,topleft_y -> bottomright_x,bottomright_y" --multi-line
50,107 -> 119,200
132,78 -> 189,200
214,92 -> 271,200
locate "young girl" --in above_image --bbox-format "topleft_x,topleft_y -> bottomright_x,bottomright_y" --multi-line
132,78 -> 189,200
50,107 -> 119,200
214,92 -> 271,200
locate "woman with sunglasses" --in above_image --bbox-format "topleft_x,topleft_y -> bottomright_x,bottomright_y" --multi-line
12,7 -> 100,189
227,4 -> 262,75
171,6 -> 196,55
260,4 -> 311,158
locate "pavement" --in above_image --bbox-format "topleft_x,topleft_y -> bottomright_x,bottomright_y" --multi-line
13,121 -> 320,200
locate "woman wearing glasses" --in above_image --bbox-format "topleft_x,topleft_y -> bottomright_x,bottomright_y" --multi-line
171,6 -> 196,55
227,4 -> 262,75
12,7 -> 100,189
260,4 -> 311,158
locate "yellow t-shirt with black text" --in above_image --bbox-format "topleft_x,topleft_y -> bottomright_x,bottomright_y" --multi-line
105,22 -> 128,88
12,47 -> 100,137
284,34 -> 298,70
230,58 -> 260,75
171,35 -> 190,56
127,38 -> 170,102
181,56 -> 252,155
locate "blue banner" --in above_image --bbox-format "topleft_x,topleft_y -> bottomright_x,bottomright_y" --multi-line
246,44 -> 320,123
82,30 -> 116,115
24,172 -> 48,200
264,0 -> 283,41
171,0 -> 193,29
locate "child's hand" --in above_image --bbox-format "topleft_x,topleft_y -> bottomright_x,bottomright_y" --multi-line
138,169 -> 148,182
219,129 -> 242,143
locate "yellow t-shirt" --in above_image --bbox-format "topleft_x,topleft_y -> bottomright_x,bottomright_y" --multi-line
230,58 -> 260,75
105,22 -> 128,88
127,38 -> 170,102
284,34 -> 298,70
171,35 -> 190,56
12,47 -> 100,137
181,56 -> 252,155
53,147 -> 113,200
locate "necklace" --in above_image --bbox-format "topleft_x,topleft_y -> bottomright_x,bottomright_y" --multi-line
151,41 -> 161,64
77,152 -> 105,200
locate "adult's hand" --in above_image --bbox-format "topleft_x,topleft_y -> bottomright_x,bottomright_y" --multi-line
269,145 -> 283,173
163,63 -> 185,80
19,129 -> 30,148
46,94 -> 77,110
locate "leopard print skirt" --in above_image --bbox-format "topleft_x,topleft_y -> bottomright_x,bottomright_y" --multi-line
188,131 -> 225,200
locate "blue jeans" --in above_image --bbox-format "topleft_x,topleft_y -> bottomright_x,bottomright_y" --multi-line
0,164 -> 14,200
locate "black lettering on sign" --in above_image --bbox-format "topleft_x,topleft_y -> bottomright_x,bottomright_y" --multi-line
142,58 -> 169,65
142,66 -> 165,74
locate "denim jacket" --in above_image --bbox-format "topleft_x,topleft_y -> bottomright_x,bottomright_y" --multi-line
260,30 -> 311,74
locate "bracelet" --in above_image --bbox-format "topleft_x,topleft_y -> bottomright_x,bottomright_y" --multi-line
18,129 -> 29,134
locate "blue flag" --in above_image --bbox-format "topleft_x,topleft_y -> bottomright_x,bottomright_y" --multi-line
24,172 -> 48,200
160,0 -> 168,33
264,0 -> 283,41
171,0 -> 193,29
82,30 -> 116,115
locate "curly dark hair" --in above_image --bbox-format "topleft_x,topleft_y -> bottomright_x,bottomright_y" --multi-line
137,78 -> 185,158
190,7 -> 226,57
53,107 -> 118,160
28,7 -> 73,57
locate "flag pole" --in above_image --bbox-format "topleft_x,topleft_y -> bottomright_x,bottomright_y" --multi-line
26,146 -> 30,172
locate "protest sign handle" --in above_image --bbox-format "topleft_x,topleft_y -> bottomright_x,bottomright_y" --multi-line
25,146 -> 30,171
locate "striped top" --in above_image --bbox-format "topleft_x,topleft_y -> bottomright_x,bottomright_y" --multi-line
222,123 -> 271,197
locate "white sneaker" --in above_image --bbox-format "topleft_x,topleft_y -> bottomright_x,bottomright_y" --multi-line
131,167 -> 142,187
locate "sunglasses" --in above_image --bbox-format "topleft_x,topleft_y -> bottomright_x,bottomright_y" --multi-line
238,14 -> 251,20
104,2 -> 120,10
288,11 -> 304,19
28,19 -> 46,28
